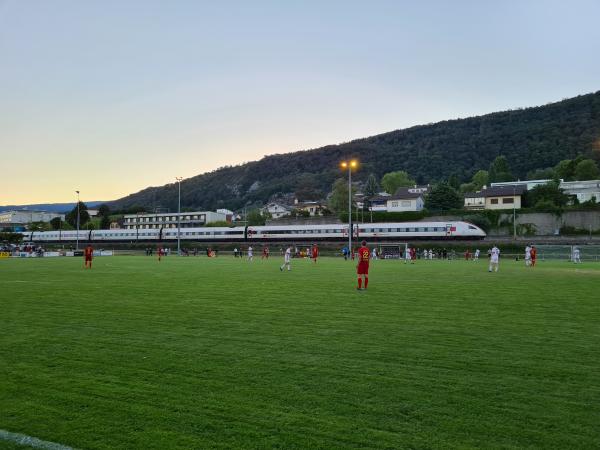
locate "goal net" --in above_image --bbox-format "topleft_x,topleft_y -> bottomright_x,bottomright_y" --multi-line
378,243 -> 409,260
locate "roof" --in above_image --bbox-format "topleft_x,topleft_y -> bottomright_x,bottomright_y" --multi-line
390,187 -> 425,200
464,185 -> 526,198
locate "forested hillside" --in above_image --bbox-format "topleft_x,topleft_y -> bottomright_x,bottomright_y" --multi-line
112,91 -> 600,212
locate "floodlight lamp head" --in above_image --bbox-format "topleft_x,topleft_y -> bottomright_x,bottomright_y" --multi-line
350,160 -> 358,168
340,161 -> 348,169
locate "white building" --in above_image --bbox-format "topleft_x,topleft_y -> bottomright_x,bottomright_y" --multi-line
560,180 -> 600,203
262,203 -> 292,219
491,179 -> 557,190
0,210 -> 65,230
216,209 -> 235,221
122,211 -> 229,230
369,188 -> 425,212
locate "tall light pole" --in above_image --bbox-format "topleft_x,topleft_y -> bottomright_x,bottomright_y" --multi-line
340,160 -> 358,252
75,190 -> 80,250
176,177 -> 183,256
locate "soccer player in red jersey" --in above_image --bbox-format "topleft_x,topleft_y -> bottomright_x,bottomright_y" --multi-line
530,245 -> 537,267
312,244 -> 319,263
262,246 -> 269,259
356,240 -> 370,290
84,244 -> 93,269
157,245 -> 164,262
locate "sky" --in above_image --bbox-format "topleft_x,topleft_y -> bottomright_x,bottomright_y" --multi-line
1,0 -> 600,204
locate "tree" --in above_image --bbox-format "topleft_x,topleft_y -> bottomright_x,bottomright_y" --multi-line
98,204 -> 111,217
50,217 -> 62,230
554,159 -> 577,181
526,167 -> 555,180
97,203 -> 112,229
28,221 -> 51,231
447,173 -> 461,190
247,209 -> 267,226
364,174 -> 379,198
424,183 -> 463,211
488,156 -> 514,183
574,159 -> 600,180
381,171 -> 416,194
523,181 -> 569,208
66,201 -> 90,228
328,178 -> 356,213
471,170 -> 489,189
100,215 -> 112,230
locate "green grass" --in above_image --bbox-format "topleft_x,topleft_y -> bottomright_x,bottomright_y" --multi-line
1,256 -> 599,449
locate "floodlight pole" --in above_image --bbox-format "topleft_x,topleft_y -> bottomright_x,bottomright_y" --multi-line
176,177 -> 183,256
348,165 -> 352,252
340,160 -> 357,252
76,190 -> 80,250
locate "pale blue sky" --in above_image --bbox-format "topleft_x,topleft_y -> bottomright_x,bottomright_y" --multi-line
1,0 -> 599,203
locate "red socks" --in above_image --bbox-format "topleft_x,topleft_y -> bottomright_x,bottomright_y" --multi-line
364,277 -> 368,289
358,278 -> 362,289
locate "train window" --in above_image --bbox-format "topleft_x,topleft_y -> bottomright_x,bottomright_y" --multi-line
468,225 -> 478,230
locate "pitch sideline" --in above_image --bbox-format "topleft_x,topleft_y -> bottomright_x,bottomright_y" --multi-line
0,429 -> 76,450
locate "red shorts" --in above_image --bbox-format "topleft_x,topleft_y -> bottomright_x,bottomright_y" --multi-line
85,256 -> 92,261
357,262 -> 369,275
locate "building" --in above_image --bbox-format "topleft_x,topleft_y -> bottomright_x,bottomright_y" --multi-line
490,179 -> 557,190
0,210 -> 65,230
262,203 -> 292,219
559,180 -> 600,203
464,185 -> 526,210
369,188 -> 425,212
122,211 -> 229,230
216,209 -> 235,222
293,199 -> 326,216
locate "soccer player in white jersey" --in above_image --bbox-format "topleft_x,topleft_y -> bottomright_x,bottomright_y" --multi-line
280,246 -> 292,271
488,245 -> 500,272
247,246 -> 253,261
573,247 -> 581,263
474,249 -> 480,261
525,245 -> 532,266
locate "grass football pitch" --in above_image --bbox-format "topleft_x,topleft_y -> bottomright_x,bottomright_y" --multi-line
1,255 -> 599,449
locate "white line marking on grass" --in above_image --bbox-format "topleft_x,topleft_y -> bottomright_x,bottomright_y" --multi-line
0,429 -> 77,450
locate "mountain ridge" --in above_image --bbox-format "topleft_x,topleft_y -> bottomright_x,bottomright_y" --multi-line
111,91 -> 600,212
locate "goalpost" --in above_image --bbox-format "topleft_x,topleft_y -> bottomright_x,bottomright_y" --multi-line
378,243 -> 409,260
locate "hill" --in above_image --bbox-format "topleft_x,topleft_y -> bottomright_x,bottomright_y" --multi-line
112,91 -> 600,212
0,201 -> 107,214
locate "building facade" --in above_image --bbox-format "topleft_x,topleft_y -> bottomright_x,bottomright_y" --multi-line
262,203 -> 292,219
0,210 -> 65,230
559,180 -> 600,203
464,185 -> 526,210
122,211 -> 228,230
369,188 -> 424,212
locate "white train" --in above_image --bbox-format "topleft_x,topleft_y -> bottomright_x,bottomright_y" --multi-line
21,221 -> 485,243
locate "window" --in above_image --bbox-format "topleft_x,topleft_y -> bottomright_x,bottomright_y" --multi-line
502,198 -> 514,204
490,198 -> 499,204
390,201 -> 399,207
401,200 -> 411,207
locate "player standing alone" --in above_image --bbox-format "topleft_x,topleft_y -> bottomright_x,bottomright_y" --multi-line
84,244 -> 93,269
247,246 -> 253,262
356,240 -> 370,290
280,246 -> 292,271
530,245 -> 537,267
488,245 -> 500,272
312,244 -> 319,263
